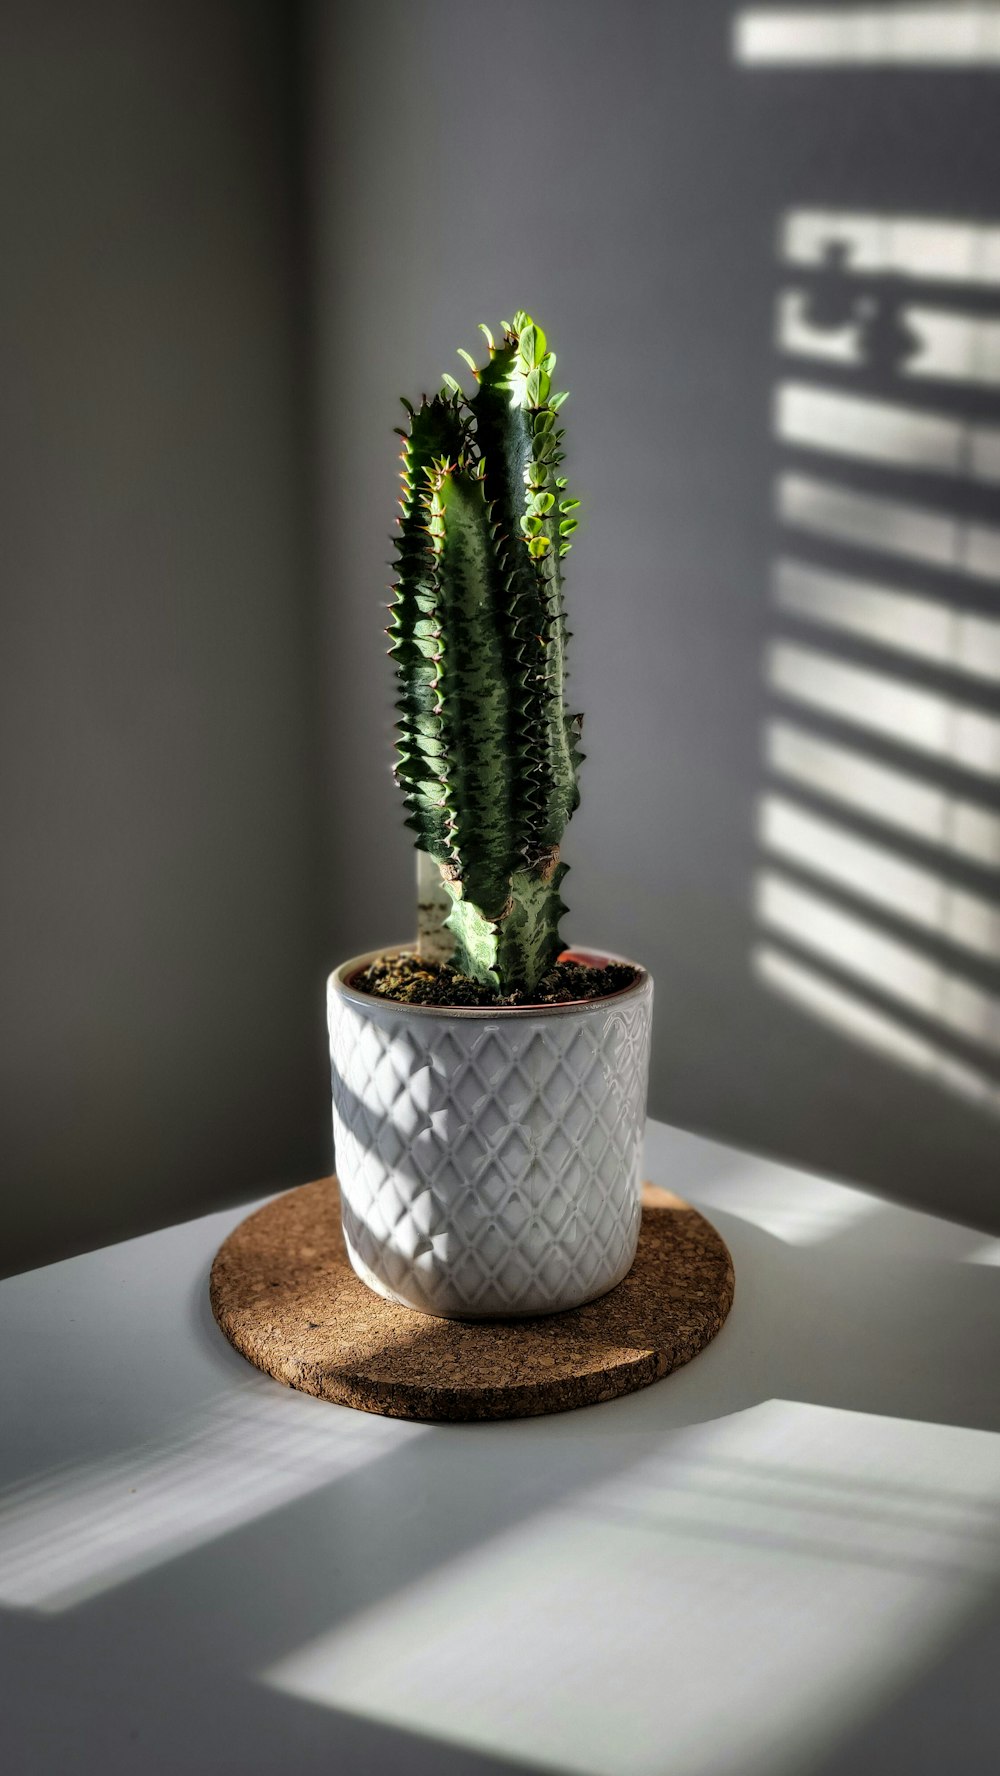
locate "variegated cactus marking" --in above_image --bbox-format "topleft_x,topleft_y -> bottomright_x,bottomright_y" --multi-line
389,313 -> 584,994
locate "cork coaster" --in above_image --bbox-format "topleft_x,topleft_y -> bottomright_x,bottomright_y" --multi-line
209,1179 -> 734,1423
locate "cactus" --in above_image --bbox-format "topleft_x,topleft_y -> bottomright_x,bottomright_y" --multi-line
388,311 -> 583,994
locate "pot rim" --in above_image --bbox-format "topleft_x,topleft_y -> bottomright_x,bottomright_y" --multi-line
329,944 -> 651,1020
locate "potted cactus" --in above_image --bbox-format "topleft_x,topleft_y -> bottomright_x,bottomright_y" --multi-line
327,312 -> 653,1318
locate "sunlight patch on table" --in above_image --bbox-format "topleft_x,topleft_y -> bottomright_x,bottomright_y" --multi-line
0,1386 -> 415,1612
965,1237 -> 1000,1265
261,1400 -> 1000,1776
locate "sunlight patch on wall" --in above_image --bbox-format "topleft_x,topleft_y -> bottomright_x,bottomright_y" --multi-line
899,305 -> 1000,383
769,642 -> 1000,775
779,291 -> 1000,387
755,945 -> 1000,1110
736,8 -> 1000,67
766,722 -> 1000,868
759,794 -> 1000,958
752,221 -> 1000,1107
783,212 -> 1000,285
776,382 -> 1000,482
778,472 -> 1000,579
757,871 -> 1000,1053
773,559 -> 1000,682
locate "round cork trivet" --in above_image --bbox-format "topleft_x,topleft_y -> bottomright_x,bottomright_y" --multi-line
209,1179 -> 734,1423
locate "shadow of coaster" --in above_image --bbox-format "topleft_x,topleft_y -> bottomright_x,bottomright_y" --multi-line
210,1179 -> 735,1423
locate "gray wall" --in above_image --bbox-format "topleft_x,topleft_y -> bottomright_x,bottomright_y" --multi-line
5,0 -> 998,1274
1,0 -> 332,1273
310,0 -> 1000,1230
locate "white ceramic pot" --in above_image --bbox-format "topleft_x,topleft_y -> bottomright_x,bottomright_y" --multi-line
327,948 -> 653,1318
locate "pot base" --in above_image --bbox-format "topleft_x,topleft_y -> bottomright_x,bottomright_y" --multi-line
209,1176 -> 735,1423
343,1231 -> 638,1320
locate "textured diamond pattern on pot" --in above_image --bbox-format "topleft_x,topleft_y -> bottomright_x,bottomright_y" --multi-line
328,980 -> 653,1317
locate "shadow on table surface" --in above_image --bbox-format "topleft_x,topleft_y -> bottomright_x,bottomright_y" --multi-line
0,1146 -> 998,1774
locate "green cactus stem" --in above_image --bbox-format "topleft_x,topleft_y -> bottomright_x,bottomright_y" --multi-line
388,312 -> 583,994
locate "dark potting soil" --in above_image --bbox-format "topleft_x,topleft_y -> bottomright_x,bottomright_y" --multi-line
354,951 -> 640,1008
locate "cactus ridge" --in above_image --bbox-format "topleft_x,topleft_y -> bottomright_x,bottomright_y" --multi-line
389,313 -> 583,993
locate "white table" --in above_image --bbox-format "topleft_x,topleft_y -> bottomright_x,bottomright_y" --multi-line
2,1119 -> 999,1776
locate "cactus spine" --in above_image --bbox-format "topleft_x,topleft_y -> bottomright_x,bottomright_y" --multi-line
389,312 -> 583,994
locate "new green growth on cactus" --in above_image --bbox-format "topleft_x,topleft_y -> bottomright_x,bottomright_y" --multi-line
389,311 -> 584,995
